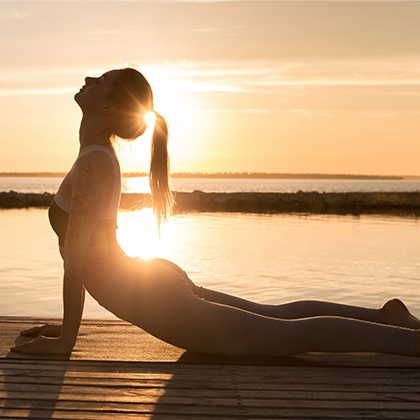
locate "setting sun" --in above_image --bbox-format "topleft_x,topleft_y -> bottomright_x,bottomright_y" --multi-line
144,111 -> 156,128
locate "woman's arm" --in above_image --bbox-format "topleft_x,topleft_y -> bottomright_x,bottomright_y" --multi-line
60,270 -> 86,348
12,151 -> 114,354
60,151 -> 113,345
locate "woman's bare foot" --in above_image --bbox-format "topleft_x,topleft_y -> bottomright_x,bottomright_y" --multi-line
380,298 -> 420,330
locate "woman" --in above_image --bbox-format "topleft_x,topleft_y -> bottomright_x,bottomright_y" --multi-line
11,67 -> 420,357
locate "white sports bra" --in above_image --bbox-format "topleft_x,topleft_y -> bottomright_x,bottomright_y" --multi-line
54,144 -> 121,220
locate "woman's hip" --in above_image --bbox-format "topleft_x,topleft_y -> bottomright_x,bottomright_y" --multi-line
96,257 -> 199,327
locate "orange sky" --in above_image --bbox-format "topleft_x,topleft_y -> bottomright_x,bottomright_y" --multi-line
1,1 -> 419,175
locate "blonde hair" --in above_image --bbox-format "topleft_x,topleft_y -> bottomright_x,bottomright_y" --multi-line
149,112 -> 174,229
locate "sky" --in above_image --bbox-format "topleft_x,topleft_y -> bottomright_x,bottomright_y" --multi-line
0,1 -> 419,176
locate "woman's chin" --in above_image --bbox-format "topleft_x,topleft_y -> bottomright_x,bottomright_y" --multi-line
74,91 -> 83,105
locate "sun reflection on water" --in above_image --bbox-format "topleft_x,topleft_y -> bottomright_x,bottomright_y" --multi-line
116,208 -> 160,259
122,176 -> 150,194
116,208 -> 182,260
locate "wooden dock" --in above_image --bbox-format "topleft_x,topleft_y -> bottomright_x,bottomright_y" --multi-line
2,317 -> 420,419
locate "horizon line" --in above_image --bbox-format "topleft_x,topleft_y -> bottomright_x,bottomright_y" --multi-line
0,172 -> 418,180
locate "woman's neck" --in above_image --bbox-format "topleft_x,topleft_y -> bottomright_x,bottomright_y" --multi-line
79,115 -> 112,149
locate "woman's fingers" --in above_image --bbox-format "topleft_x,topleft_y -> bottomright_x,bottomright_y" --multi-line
11,336 -> 72,354
11,341 -> 35,353
41,325 -> 62,337
11,337 -> 47,354
20,324 -> 61,337
20,325 -> 45,336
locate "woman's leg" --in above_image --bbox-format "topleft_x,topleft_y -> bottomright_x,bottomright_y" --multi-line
120,259 -> 418,358
152,258 -> 420,329
195,287 -> 420,329
197,287 -> 378,319
163,296 -> 418,357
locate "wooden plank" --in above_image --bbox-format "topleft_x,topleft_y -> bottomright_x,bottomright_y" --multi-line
2,365 -> 420,392
2,388 -> 420,408
1,411 -> 420,420
0,410 -> 227,420
3,358 -> 420,378
2,368 -> 420,390
2,361 -> 420,389
2,361 -> 420,383
3,399 -> 420,419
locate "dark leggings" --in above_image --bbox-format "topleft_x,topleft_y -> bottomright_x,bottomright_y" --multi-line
98,257 -> 417,357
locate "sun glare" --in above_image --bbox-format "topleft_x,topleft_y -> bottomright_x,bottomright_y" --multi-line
116,64 -> 207,174
145,111 -> 156,128
140,65 -> 206,165
117,208 -> 161,259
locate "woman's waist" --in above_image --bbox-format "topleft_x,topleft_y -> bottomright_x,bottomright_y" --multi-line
85,242 -> 126,262
82,244 -> 129,296
61,243 -> 127,278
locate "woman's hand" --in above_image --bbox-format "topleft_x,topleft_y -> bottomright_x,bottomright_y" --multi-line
20,324 -> 62,338
11,335 -> 73,355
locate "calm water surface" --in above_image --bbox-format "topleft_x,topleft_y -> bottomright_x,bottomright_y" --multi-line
1,209 -> 419,319
2,176 -> 420,194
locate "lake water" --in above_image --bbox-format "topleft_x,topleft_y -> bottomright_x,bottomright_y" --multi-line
1,208 -> 420,319
2,176 -> 420,194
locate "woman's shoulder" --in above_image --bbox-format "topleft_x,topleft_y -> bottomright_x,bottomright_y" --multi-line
78,144 -> 117,163
79,144 -> 117,160
73,147 -> 116,182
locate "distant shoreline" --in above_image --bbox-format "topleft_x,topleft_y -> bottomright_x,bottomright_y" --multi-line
2,191 -> 420,216
0,172 -> 417,180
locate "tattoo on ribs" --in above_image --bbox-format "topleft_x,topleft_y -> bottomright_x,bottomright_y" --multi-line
66,163 -> 106,248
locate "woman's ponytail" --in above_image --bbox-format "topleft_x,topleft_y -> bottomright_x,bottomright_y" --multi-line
106,68 -> 174,231
149,112 -> 174,232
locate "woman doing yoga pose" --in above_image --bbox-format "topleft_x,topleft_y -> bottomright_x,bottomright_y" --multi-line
11,67 -> 420,357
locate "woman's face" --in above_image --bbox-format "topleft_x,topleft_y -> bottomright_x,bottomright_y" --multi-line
74,70 -> 120,113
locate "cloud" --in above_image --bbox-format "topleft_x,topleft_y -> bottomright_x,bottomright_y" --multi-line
1,56 -> 420,97
142,58 -> 420,94
0,88 -> 75,96
199,107 -> 269,114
